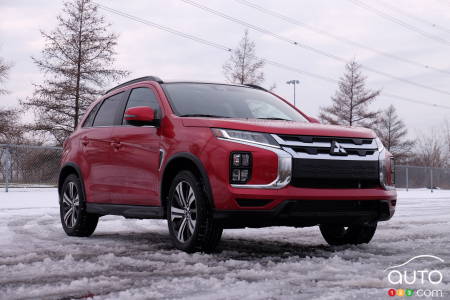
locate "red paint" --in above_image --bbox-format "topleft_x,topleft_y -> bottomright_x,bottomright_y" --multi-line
61,79 -> 396,215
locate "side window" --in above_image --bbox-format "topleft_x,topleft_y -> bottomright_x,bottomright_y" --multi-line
123,88 -> 160,125
82,102 -> 101,128
93,92 -> 124,127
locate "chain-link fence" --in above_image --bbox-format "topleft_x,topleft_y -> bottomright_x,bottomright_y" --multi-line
0,144 -> 62,191
1,144 -> 449,192
395,165 -> 450,190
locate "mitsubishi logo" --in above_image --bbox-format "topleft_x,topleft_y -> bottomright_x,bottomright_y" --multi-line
330,141 -> 347,156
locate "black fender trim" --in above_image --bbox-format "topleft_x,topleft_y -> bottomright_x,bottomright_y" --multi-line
161,152 -> 214,208
59,162 -> 87,203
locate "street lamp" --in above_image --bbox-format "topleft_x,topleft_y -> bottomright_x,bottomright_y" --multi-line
286,80 -> 300,107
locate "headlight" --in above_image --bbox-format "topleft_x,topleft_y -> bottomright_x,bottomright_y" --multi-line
375,137 -> 384,151
211,128 -> 279,148
379,150 -> 395,189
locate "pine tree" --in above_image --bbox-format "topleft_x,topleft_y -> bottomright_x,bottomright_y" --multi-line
319,60 -> 380,127
22,0 -> 128,144
374,105 -> 414,162
223,30 -> 265,85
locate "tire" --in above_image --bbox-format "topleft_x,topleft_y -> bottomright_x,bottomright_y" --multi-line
319,222 -> 377,246
167,170 -> 223,253
59,174 -> 99,237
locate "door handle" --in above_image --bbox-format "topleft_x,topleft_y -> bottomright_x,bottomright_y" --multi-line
81,138 -> 89,146
111,141 -> 122,150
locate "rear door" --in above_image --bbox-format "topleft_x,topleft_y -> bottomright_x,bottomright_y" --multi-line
81,92 -> 125,203
109,86 -> 162,206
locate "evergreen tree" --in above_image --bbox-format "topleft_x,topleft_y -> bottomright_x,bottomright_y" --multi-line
320,60 -> 380,127
223,30 -> 265,85
22,0 -> 128,144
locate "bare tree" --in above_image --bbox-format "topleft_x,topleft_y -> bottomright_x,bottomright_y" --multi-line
223,30 -> 265,85
444,119 -> 450,166
374,105 -> 414,162
22,0 -> 128,144
409,130 -> 447,168
0,56 -> 11,95
319,60 -> 380,127
0,57 -> 24,143
0,108 -> 24,144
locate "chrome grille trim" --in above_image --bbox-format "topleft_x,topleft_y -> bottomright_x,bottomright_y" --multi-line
272,134 -> 380,161
271,134 -> 378,150
283,147 -> 380,161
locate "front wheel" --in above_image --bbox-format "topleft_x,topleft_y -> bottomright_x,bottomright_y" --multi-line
167,171 -> 222,253
319,223 -> 377,246
60,174 -> 99,237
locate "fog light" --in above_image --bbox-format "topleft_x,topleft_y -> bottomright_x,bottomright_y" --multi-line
241,154 -> 250,167
232,153 -> 241,167
232,169 -> 241,181
230,152 -> 252,184
240,169 -> 249,181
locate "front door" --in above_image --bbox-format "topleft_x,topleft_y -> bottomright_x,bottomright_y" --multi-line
109,87 -> 162,206
81,91 -> 125,203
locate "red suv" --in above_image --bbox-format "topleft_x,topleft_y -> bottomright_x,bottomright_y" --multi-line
58,76 -> 396,252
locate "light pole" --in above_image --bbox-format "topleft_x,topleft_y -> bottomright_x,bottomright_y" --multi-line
286,80 -> 300,107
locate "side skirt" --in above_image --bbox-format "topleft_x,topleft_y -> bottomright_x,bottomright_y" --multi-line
86,203 -> 164,219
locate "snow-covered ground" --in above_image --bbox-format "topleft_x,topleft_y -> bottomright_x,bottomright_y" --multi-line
0,189 -> 449,300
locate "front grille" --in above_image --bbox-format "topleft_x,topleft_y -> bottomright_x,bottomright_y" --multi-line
272,134 -> 378,159
236,198 -> 273,207
272,133 -> 381,189
277,135 -> 373,146
290,146 -> 376,157
293,159 -> 379,179
291,178 -> 380,189
283,200 -> 381,213
291,158 -> 380,188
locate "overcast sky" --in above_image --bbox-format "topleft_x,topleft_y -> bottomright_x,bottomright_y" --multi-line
0,0 -> 449,137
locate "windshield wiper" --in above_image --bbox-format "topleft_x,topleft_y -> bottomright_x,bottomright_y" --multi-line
179,114 -> 230,118
256,117 -> 292,121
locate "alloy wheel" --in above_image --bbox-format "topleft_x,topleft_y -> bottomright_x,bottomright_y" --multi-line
62,181 -> 80,228
170,181 -> 197,242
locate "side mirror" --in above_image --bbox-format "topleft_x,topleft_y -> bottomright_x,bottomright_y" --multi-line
309,117 -> 320,124
124,106 -> 158,126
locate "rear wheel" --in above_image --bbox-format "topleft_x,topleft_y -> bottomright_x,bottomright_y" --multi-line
167,171 -> 222,253
60,174 -> 98,237
319,223 -> 377,246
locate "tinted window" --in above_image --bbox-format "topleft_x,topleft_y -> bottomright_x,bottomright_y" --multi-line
162,83 -> 307,122
82,102 -> 101,128
122,88 -> 160,124
93,92 -> 124,126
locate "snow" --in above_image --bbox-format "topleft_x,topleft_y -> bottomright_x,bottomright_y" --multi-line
0,188 -> 449,299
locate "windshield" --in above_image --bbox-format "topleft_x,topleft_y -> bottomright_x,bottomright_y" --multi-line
162,83 -> 308,122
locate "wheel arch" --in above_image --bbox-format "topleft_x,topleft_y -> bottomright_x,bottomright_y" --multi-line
58,162 -> 86,201
160,152 -> 214,216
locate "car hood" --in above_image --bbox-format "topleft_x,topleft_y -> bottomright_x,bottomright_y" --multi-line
181,118 -> 376,138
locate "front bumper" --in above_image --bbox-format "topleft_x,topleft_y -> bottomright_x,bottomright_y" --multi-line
214,199 -> 395,229
204,134 -> 397,223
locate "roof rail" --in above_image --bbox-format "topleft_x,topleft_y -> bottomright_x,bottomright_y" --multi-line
244,84 -> 268,91
104,76 -> 163,95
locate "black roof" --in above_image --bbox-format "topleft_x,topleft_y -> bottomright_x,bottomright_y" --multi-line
104,76 -> 163,95
104,76 -> 267,95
